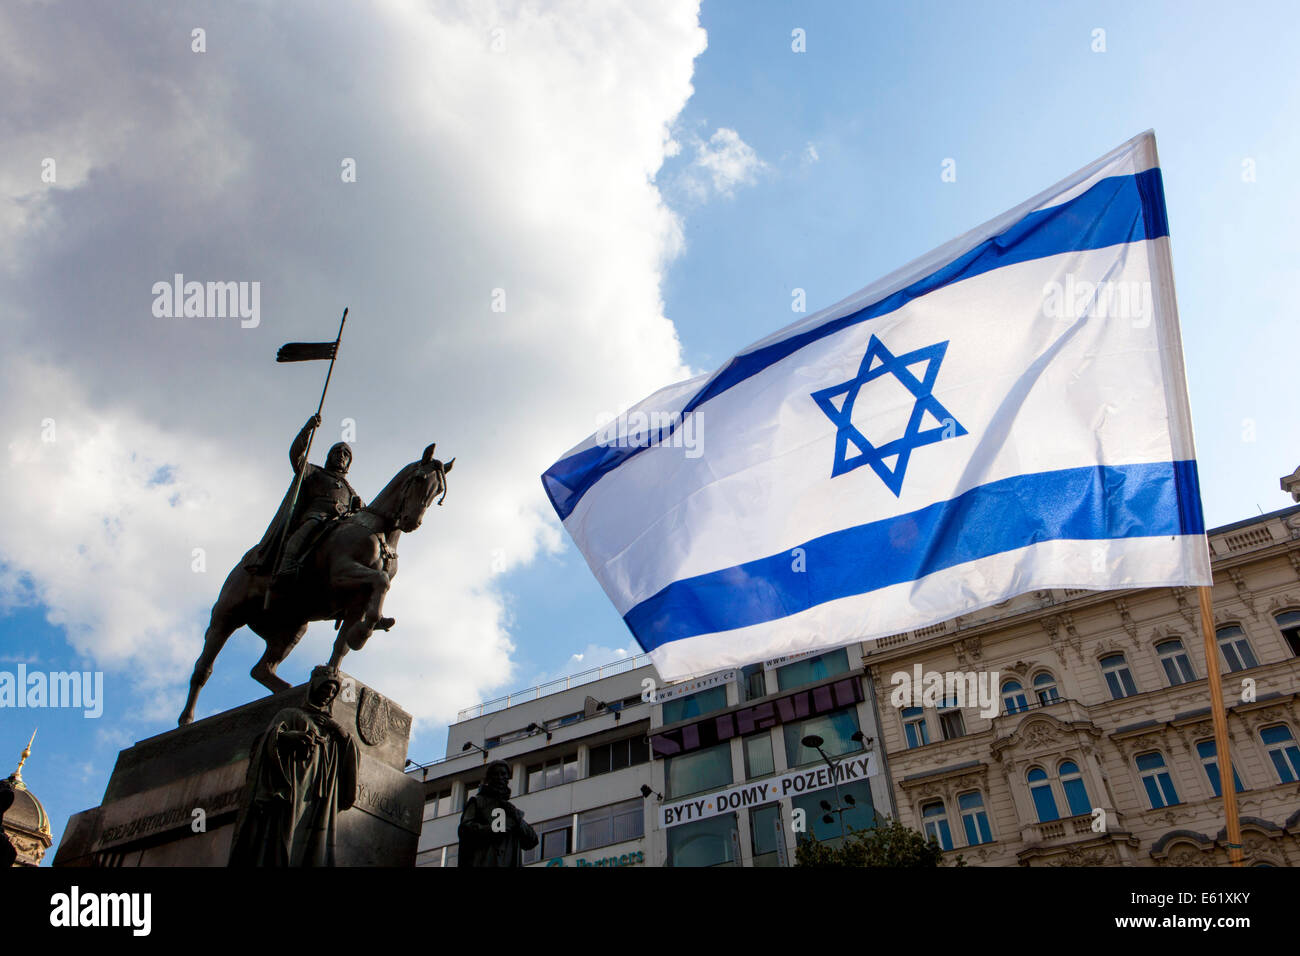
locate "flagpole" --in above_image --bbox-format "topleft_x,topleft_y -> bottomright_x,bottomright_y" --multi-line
263,307 -> 349,609
1196,584 -> 1244,866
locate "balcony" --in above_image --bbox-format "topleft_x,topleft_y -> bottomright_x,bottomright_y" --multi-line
988,695 -> 1095,736
1028,813 -> 1096,843
1016,809 -> 1141,865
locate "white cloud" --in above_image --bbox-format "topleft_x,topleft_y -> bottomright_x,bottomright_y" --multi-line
803,142 -> 820,164
0,1 -> 707,742
686,127 -> 767,199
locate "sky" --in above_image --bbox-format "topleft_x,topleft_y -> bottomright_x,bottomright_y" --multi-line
2,0 -> 1298,861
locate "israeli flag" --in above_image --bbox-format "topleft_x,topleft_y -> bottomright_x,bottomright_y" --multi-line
543,131 -> 1210,681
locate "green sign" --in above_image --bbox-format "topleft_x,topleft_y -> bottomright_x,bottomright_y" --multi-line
545,849 -> 645,868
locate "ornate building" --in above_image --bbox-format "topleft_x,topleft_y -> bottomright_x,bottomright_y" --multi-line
2,731 -> 53,866
864,501 -> 1300,866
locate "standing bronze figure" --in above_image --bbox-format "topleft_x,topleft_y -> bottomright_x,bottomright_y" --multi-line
178,426 -> 453,725
228,666 -> 359,866
457,760 -> 539,867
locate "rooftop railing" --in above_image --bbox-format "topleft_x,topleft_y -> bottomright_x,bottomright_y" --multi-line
454,653 -> 654,722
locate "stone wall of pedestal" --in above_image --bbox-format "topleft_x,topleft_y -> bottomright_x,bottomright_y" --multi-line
53,673 -> 422,867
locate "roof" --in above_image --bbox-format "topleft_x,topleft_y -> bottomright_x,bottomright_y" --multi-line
3,778 -> 50,838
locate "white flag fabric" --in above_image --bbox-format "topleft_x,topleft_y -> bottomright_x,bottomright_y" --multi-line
543,131 -> 1210,681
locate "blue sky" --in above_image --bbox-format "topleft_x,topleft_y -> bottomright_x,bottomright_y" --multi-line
3,1 -> 1297,861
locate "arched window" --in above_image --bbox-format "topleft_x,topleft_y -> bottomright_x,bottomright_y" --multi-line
1001,680 -> 1028,715
1100,654 -> 1138,699
920,800 -> 953,851
1135,752 -> 1180,809
1058,760 -> 1091,816
1026,767 -> 1059,823
1155,639 -> 1196,686
1215,625 -> 1259,672
957,791 -> 993,846
1274,610 -> 1300,658
1260,725 -> 1300,784
1032,672 -> 1060,705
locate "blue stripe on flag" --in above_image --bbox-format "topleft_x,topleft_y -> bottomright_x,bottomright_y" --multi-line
544,169 -> 1171,521
623,460 -> 1204,651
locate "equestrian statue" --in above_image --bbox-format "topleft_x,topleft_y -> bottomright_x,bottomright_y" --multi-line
178,308 -> 453,725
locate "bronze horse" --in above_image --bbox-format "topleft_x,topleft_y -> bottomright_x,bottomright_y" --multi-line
178,444 -> 453,725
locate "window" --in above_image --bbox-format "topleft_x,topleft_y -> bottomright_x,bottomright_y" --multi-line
775,648 -> 850,691
921,800 -> 953,851
1195,739 -> 1244,796
588,735 -> 650,777
743,732 -> 775,778
902,707 -> 929,749
525,753 -> 578,793
792,779 -> 875,847
1276,610 -> 1300,657
741,663 -> 767,701
1135,752 -> 1180,809
1100,654 -> 1138,699
666,813 -> 738,867
1027,767 -> 1059,823
1058,760 -> 1092,816
1216,625 -> 1259,672
443,844 -> 458,868
589,743 -> 609,776
937,698 -> 966,740
665,741 -> 732,798
416,845 -> 453,867
661,685 -> 728,724
1033,672 -> 1060,705
523,817 -> 573,865
958,791 -> 993,846
543,827 -> 570,859
783,706 -> 864,768
749,803 -> 783,867
1001,680 -> 1029,715
1156,639 -> 1196,686
459,780 -> 481,809
423,789 -> 451,821
1260,725 -> 1300,783
577,798 -> 644,851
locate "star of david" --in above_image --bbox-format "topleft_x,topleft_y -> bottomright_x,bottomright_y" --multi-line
811,334 -> 967,496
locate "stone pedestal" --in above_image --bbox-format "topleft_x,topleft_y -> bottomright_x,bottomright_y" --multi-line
53,673 -> 421,867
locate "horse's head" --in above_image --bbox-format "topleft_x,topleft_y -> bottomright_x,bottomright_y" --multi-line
391,443 -> 454,532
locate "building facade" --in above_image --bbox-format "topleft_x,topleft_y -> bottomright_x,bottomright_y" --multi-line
644,648 -> 893,866
410,647 -> 896,867
863,503 -> 1300,866
411,501 -> 1300,868
411,658 -> 658,868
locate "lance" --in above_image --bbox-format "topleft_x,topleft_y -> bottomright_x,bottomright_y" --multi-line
264,307 -> 349,609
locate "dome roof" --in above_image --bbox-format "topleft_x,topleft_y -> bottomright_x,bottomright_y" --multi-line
4,776 -> 50,838
2,731 -> 50,842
